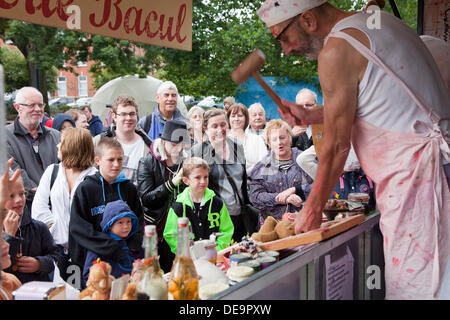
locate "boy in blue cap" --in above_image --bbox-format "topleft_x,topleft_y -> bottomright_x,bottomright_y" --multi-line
83,200 -> 142,281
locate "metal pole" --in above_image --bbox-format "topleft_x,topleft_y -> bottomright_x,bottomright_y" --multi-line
0,64 -> 6,286
389,0 -> 402,20
417,0 -> 424,35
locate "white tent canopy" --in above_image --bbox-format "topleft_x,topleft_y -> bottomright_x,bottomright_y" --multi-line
89,75 -> 188,122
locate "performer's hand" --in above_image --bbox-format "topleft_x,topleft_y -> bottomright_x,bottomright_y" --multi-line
294,205 -> 322,234
279,99 -> 309,127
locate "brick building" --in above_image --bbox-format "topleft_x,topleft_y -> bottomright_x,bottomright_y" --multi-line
53,59 -> 96,99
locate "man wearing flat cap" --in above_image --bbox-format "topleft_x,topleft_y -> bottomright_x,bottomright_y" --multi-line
257,0 -> 450,299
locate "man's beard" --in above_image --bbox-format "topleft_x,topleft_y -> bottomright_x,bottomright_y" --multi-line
292,26 -> 324,60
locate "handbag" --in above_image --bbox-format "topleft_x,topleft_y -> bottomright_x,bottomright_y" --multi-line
222,165 -> 260,235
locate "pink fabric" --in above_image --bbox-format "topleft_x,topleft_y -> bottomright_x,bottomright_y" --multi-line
327,31 -> 450,299
352,117 -> 450,299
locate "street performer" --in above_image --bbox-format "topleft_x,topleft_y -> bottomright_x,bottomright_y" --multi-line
257,0 -> 450,299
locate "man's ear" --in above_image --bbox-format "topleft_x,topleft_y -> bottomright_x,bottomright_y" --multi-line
299,10 -> 318,32
13,103 -> 21,114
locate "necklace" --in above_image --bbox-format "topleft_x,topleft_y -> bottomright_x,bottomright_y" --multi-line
166,162 -> 181,176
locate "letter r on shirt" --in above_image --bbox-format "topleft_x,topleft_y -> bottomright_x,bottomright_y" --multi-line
208,212 -> 220,229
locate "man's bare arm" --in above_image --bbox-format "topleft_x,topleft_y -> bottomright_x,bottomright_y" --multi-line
294,34 -> 367,233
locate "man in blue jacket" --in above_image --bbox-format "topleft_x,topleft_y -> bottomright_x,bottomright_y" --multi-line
137,81 -> 187,141
82,105 -> 103,137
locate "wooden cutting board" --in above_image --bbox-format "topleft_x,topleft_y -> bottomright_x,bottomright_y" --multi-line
255,214 -> 365,251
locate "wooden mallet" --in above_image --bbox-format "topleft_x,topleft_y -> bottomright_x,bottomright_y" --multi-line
231,49 -> 290,114
231,49 -> 325,158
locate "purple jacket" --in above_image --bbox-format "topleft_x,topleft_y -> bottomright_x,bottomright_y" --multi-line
248,148 -> 313,221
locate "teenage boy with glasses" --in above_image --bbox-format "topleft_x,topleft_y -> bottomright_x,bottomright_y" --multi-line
93,95 -> 152,186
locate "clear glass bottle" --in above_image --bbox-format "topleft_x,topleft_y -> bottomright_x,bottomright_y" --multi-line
136,225 -> 168,300
168,217 -> 199,300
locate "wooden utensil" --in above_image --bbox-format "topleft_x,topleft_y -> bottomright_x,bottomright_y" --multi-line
255,214 -> 365,251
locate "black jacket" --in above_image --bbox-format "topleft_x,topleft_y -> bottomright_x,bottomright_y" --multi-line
88,115 -> 104,137
99,124 -> 152,149
68,172 -> 143,268
4,205 -> 59,284
136,141 -> 186,272
190,139 -> 251,205
136,141 -> 186,227
291,132 -> 313,152
6,117 -> 60,191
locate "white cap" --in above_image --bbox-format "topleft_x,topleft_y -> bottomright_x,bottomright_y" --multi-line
257,0 -> 328,32
144,225 -> 155,236
178,217 -> 189,228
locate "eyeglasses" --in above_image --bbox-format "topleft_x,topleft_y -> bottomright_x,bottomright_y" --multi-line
115,111 -> 137,118
18,103 -> 45,109
276,14 -> 301,41
298,103 -> 316,108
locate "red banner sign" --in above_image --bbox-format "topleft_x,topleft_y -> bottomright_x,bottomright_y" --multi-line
0,0 -> 192,51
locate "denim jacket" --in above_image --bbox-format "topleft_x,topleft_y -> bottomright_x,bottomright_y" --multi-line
248,148 -> 313,220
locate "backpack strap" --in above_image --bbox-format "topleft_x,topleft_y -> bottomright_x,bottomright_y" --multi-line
50,164 -> 59,189
48,164 -> 59,211
143,113 -> 154,135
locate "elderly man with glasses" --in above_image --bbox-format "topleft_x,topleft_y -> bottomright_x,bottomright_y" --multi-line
93,95 -> 152,186
137,81 -> 187,141
6,87 -> 61,202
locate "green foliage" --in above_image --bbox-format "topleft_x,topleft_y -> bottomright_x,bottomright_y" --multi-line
1,20 -> 86,111
0,46 -> 29,92
383,0 -> 418,31
0,17 -> 9,38
87,35 -> 162,89
57,105 -> 72,113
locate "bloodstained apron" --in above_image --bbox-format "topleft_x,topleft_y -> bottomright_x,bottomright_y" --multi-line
326,31 -> 450,299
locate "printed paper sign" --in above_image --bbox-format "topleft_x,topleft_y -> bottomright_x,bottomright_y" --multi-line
325,246 -> 354,300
